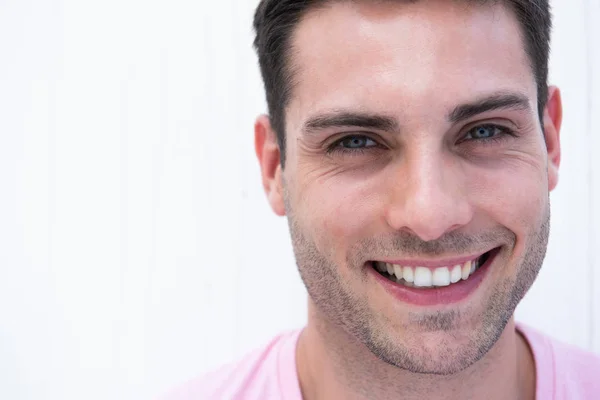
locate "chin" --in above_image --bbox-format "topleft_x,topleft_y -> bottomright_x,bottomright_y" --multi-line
367,329 -> 492,375
360,306 -> 509,375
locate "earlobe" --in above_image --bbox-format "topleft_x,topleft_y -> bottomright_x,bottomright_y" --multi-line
255,115 -> 286,216
543,86 -> 562,191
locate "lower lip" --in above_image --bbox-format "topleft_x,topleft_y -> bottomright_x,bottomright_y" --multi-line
367,251 -> 497,306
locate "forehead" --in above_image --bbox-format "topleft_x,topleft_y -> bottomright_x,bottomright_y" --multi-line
286,0 -> 535,128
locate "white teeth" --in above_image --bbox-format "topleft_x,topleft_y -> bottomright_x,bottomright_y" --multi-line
462,261 -> 472,280
450,264 -> 462,283
375,256 -> 483,288
393,264 -> 403,279
432,267 -> 451,287
414,267 -> 432,287
386,263 -> 394,275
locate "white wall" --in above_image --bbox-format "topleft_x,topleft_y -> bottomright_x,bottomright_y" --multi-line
0,0 -> 598,399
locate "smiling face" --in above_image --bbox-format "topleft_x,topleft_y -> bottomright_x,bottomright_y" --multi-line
255,0 -> 561,374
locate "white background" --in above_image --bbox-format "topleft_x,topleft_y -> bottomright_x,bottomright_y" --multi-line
0,0 -> 599,399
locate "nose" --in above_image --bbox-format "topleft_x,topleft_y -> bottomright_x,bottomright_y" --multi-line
385,150 -> 473,242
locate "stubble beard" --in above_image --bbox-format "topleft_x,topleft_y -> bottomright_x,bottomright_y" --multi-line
286,203 -> 550,375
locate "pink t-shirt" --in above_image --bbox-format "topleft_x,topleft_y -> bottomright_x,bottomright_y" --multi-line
162,324 -> 600,399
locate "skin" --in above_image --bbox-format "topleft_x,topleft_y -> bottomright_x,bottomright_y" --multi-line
255,1 -> 562,399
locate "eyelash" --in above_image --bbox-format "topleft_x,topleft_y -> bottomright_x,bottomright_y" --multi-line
325,124 -> 516,155
325,135 -> 383,156
459,124 -> 517,146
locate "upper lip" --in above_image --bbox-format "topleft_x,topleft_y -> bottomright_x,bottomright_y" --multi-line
376,248 -> 495,268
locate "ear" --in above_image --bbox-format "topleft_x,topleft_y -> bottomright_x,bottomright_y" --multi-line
543,86 -> 562,191
255,115 -> 286,216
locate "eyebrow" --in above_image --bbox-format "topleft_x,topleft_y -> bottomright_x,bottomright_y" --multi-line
303,111 -> 399,135
448,92 -> 531,123
301,92 -> 531,135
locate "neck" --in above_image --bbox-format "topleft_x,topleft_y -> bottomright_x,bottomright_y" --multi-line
296,301 -> 535,400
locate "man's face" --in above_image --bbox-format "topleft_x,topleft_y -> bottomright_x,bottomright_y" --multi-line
258,0 -> 561,374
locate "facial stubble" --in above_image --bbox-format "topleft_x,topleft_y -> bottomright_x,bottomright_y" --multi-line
286,199 -> 550,375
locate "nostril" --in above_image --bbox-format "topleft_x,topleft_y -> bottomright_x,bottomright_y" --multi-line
387,202 -> 473,242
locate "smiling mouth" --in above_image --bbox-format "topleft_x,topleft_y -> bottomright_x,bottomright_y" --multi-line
369,249 -> 498,289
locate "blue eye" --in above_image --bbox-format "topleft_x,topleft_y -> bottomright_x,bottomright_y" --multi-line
339,135 -> 377,149
327,135 -> 381,156
327,135 -> 383,156
465,124 -> 504,140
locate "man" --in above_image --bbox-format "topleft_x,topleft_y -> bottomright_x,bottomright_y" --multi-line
166,0 -> 600,399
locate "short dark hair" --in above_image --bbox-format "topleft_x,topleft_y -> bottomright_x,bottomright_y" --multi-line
253,0 -> 552,166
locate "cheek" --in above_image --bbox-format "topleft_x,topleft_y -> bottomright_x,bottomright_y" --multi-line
470,158 -> 548,235
297,174 -> 384,251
